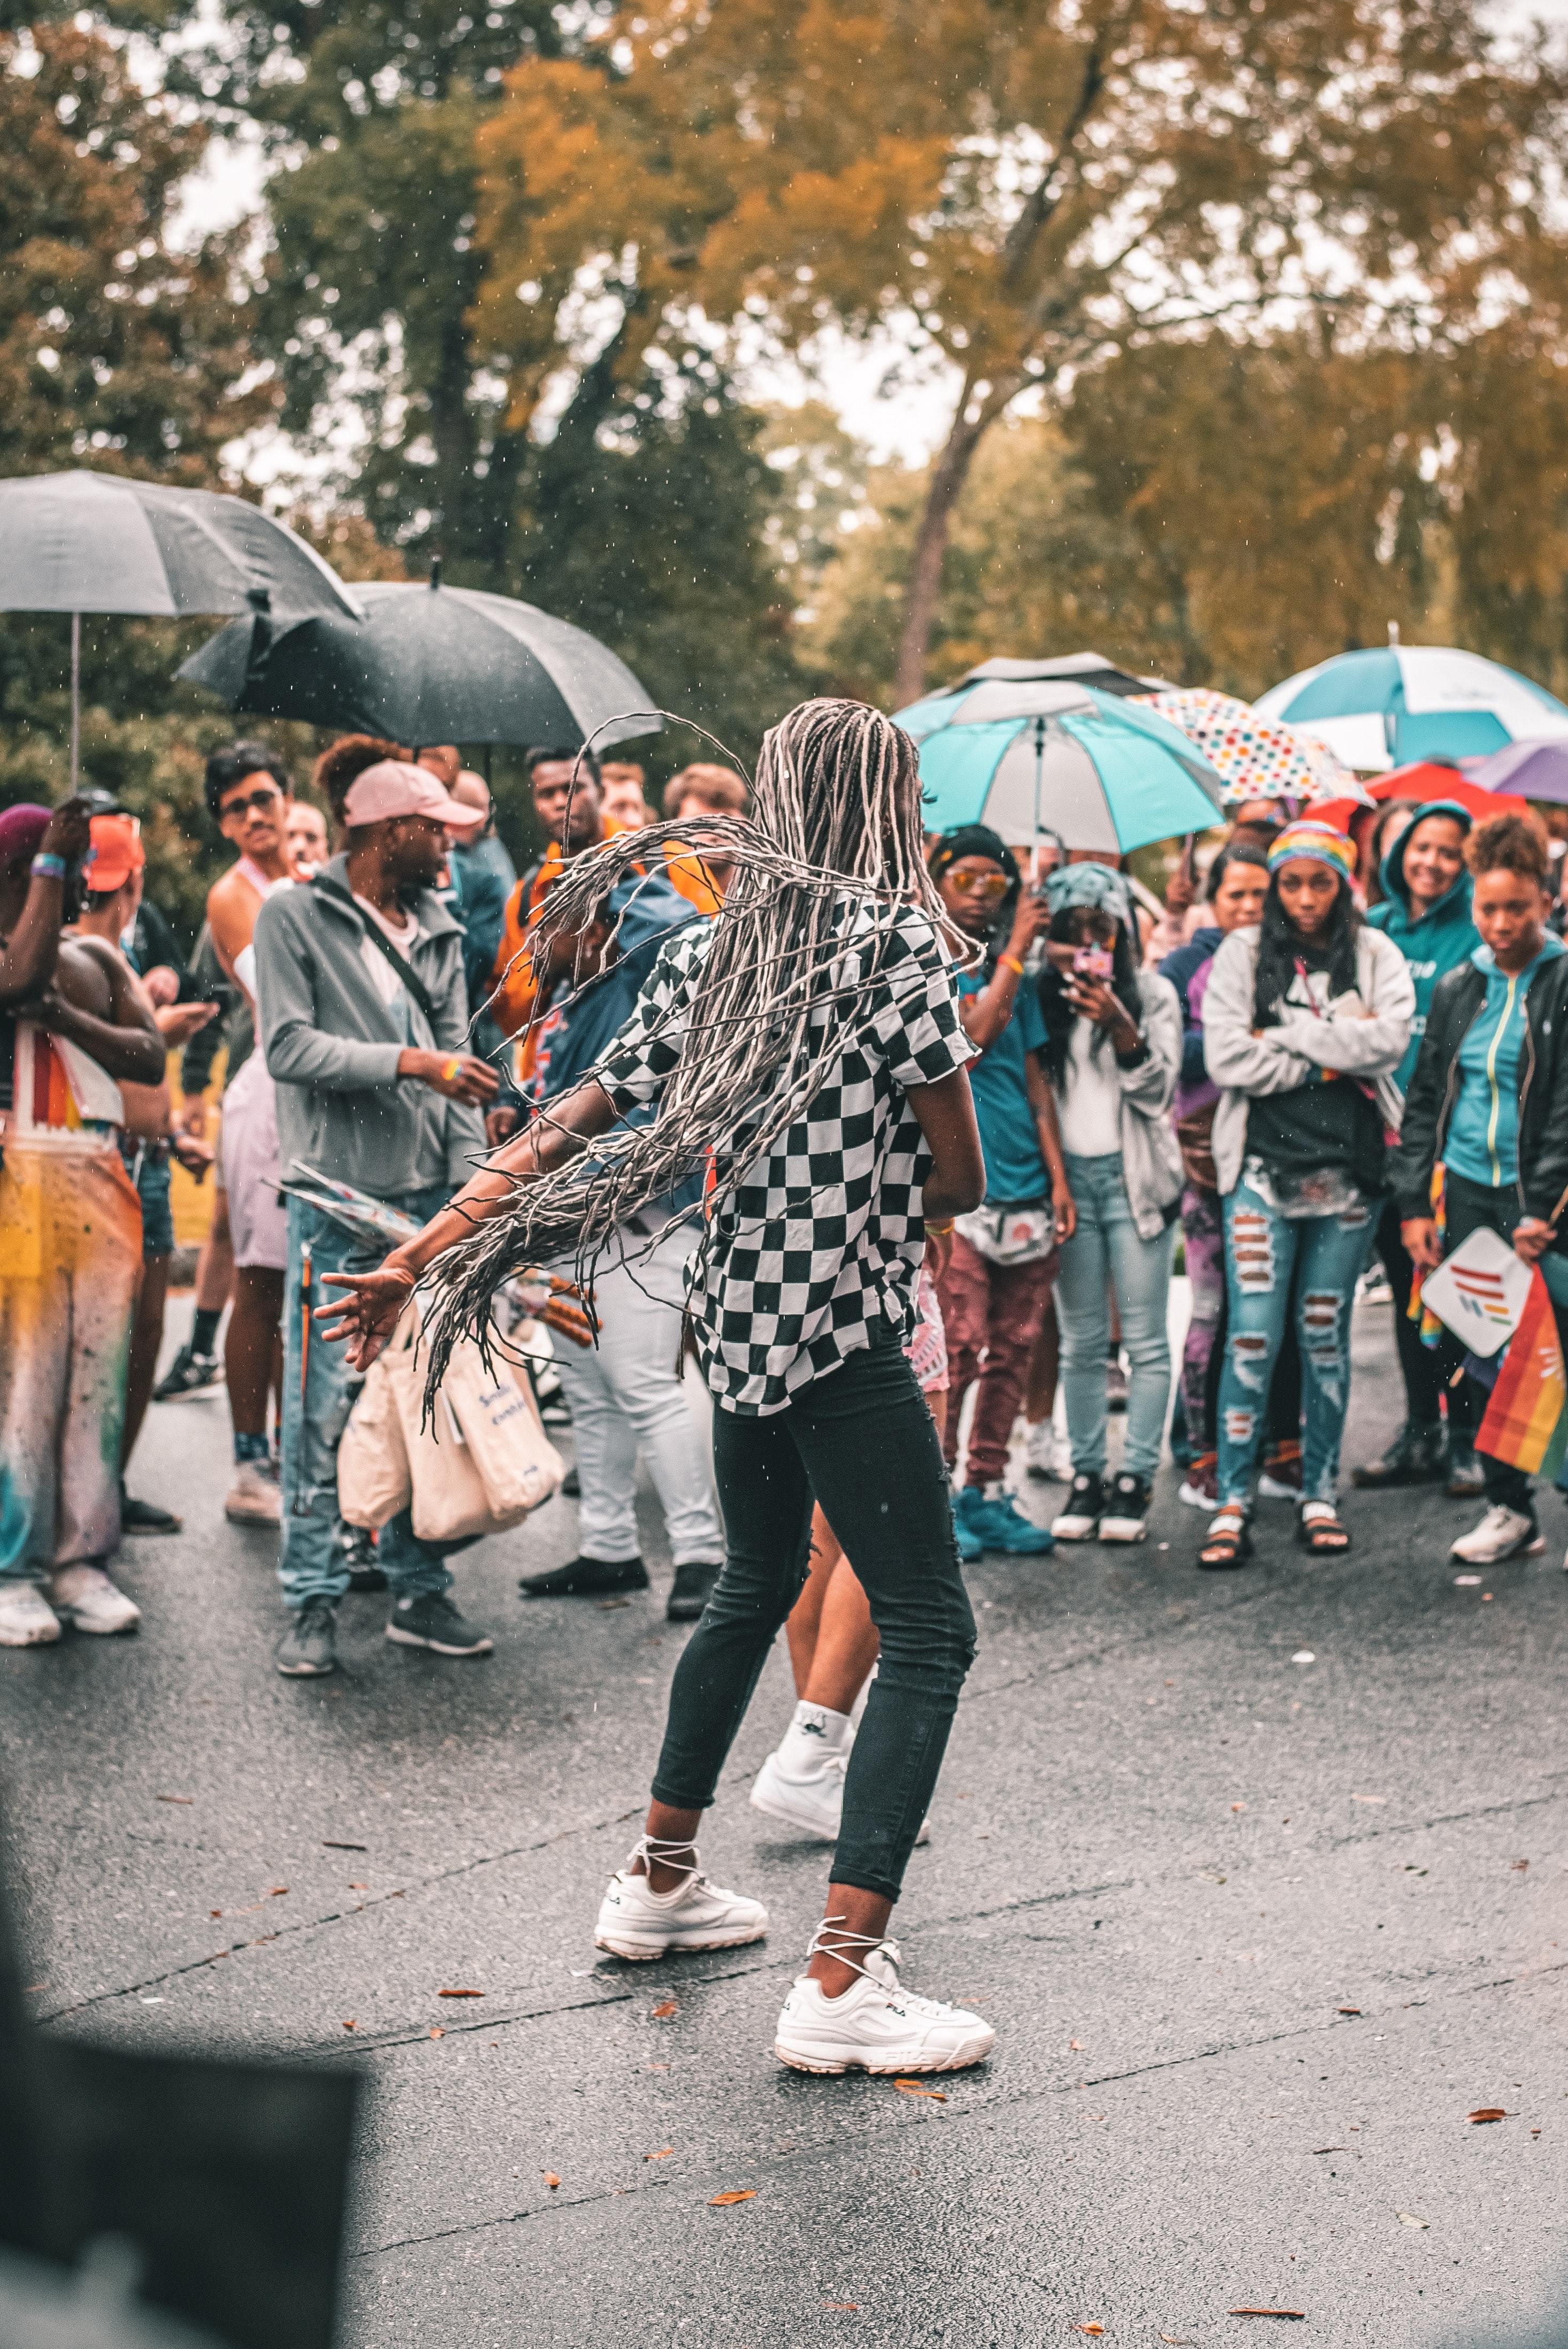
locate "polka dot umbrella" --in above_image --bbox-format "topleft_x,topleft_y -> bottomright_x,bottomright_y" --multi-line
1134,686 -> 1370,809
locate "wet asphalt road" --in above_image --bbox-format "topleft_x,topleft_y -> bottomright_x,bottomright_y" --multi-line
2,1296 -> 1566,2349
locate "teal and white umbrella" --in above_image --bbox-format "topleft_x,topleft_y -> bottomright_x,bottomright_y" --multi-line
895,659 -> 1223,852
1256,643 -> 1568,772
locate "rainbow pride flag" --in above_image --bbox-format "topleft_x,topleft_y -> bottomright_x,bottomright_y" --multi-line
1478,1266 -> 1568,1478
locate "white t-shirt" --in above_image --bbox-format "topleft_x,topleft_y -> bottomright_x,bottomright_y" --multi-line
352,894 -> 423,1013
1057,1021 -> 1123,1158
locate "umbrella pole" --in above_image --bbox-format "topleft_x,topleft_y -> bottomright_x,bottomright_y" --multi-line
70,610 -> 80,793
1032,715 -> 1045,881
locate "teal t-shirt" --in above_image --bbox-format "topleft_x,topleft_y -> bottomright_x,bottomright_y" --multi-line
955,969 -> 1049,1204
1445,936 -> 1566,1189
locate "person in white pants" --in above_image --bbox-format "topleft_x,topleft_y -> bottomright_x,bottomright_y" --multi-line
533,1221 -> 722,1618
494,867 -> 725,1620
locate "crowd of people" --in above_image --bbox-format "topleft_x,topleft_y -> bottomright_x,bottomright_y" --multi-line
4,693 -> 1567,2075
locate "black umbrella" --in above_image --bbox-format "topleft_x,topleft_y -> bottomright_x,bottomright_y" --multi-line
179,570 -> 660,751
0,470 -> 365,785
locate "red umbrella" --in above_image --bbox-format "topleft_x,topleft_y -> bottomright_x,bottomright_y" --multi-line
1311,761 -> 1527,832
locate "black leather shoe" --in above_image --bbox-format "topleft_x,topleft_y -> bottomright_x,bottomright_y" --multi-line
666,1562 -> 721,1622
519,1555 -> 650,1599
1350,1421 -> 1447,1488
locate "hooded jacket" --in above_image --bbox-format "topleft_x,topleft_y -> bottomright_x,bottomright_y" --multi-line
524,870 -> 708,1220
1365,800 -> 1478,1095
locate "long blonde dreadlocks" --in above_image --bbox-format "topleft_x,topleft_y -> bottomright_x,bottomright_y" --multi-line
418,697 -> 946,1386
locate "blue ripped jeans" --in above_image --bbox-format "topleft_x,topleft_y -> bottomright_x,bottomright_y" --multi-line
1216,1178 -> 1373,1508
278,1188 -> 456,1610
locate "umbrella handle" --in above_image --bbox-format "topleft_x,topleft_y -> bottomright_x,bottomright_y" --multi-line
70,611 -> 80,793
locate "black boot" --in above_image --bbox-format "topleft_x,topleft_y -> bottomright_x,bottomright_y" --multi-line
519,1555 -> 650,1599
1350,1420 -> 1447,1489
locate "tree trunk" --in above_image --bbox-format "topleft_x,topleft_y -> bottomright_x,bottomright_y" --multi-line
893,396 -> 992,705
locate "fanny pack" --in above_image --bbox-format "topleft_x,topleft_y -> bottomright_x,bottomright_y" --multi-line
956,1200 -> 1056,1265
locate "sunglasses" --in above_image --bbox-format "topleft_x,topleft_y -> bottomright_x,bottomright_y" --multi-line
219,785 -> 284,820
947,870 -> 1012,901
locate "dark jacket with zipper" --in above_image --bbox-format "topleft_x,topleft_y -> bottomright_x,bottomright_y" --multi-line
1388,952 -> 1568,1249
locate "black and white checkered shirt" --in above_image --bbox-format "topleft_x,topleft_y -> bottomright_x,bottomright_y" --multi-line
598,902 -> 975,1415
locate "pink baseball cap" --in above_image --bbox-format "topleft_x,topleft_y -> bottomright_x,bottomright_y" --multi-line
341,759 -> 485,832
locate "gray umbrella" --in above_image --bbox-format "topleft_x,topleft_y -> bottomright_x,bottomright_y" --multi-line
178,571 -> 660,752
0,470 -> 364,785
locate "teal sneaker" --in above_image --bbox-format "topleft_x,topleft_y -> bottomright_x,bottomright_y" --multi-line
955,1483 -> 1054,1556
951,1490 -> 984,1562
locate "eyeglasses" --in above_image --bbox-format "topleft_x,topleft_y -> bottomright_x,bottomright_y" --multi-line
947,871 -> 1012,902
219,785 -> 284,820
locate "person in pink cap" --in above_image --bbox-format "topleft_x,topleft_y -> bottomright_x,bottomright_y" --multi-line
251,758 -> 500,1678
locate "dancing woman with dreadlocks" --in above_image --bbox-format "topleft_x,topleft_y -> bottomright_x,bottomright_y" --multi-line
318,699 -> 997,2076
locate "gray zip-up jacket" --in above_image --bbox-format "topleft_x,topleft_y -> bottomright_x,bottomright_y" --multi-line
253,853 -> 485,1199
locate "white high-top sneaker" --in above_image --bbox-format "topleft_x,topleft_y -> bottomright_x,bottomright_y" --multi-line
0,1583 -> 62,1647
774,1923 -> 996,2076
594,1838 -> 768,1961
49,1565 -> 140,1635
1024,1420 -> 1072,1481
751,1701 -> 853,1839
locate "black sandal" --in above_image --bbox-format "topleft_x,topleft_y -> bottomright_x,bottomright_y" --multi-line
1298,1501 -> 1351,1555
1199,1505 -> 1253,1569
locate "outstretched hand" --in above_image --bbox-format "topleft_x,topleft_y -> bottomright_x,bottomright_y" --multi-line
315,1262 -> 417,1370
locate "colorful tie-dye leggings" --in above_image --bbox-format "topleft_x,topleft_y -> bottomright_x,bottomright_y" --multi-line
0,1147 -> 142,1580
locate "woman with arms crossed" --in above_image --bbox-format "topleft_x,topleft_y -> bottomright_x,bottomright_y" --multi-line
318,701 -> 997,2078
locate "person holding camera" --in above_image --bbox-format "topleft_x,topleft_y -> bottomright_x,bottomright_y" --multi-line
927,826 -> 1074,1558
1038,862 -> 1184,1546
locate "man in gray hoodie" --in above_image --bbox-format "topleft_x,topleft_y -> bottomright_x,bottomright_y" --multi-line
254,759 -> 499,1678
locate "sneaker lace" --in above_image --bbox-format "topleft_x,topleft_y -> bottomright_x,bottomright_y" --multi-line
630,1834 -> 706,1892
805,1916 -> 954,2016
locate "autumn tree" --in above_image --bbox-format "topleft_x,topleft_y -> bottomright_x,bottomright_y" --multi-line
471,0 -> 1568,698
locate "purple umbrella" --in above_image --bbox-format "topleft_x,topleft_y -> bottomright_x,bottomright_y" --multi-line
1462,739 -> 1568,805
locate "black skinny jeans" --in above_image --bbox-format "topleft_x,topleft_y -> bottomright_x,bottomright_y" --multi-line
1373,1196 -> 1475,1439
1444,1172 -> 1568,1518
652,1321 -> 978,1905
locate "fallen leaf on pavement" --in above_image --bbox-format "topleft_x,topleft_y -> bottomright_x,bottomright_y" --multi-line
709,2189 -> 756,2206
1397,2212 -> 1428,2229
1070,2038 -> 1083,2050
210,1910 -> 222,1919
1337,2007 -> 1361,2016
1075,2325 -> 1105,2336
1160,2335 -> 1197,2344
651,2000 -> 678,2019
644,2148 -> 674,2161
155,1795 -> 193,1805
341,2020 -> 357,2032
1468,2108 -> 1509,2123
1351,1794 -> 1386,1804
428,2027 -> 443,2040
1511,1858 -> 1529,1872
821,2303 -> 859,2312
1229,2310 -> 1305,2320
893,2079 -> 947,2100
438,1987 -> 483,1998
542,2172 -> 561,2190
1231,1802 -> 1247,1813
349,1883 -> 368,1891
323,1840 -> 368,1851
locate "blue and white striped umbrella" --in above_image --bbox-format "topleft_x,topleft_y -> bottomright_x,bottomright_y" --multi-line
1256,645 -> 1568,772
894,662 -> 1224,853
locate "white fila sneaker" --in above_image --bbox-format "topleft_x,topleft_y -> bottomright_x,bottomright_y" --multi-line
774,1926 -> 995,2076
593,1839 -> 768,1961
1449,1505 -> 1543,1565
